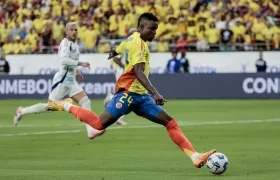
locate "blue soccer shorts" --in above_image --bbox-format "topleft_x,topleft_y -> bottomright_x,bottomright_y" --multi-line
105,91 -> 163,122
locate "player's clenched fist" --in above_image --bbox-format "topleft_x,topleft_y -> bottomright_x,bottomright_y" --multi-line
152,91 -> 167,106
108,50 -> 118,60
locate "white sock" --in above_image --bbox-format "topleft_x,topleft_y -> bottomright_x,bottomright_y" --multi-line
190,152 -> 200,162
21,103 -> 47,116
79,97 -> 99,134
63,102 -> 72,112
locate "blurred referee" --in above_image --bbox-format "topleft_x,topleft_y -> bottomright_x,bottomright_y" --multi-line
0,53 -> 10,75
255,50 -> 267,73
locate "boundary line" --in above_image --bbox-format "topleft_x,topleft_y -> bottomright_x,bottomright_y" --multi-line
0,118 -> 279,137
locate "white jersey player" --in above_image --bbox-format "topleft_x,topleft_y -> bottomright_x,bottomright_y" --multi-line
104,28 -> 137,125
14,22 -> 104,139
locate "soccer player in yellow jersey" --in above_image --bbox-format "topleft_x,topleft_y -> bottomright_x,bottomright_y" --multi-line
104,28 -> 138,126
47,13 -> 216,168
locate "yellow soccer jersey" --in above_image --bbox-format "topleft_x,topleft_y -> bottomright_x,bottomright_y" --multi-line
115,32 -> 150,94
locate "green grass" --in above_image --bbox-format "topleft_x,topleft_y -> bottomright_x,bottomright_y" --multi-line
0,99 -> 280,180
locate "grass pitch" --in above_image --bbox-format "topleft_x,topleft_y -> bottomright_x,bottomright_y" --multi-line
0,99 -> 279,180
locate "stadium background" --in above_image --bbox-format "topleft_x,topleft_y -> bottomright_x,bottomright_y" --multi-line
0,1 -> 280,180
0,0 -> 279,53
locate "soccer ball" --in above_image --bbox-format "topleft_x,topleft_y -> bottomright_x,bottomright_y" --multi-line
206,152 -> 229,175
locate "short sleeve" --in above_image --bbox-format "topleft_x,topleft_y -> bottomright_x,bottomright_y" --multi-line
130,39 -> 146,66
116,41 -> 125,54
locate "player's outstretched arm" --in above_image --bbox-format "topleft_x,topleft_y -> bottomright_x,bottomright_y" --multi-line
112,57 -> 124,68
60,57 -> 90,68
60,57 -> 79,66
59,39 -> 90,68
59,39 -> 80,66
134,63 -> 166,105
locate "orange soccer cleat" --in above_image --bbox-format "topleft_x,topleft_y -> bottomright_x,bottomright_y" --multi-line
13,106 -> 23,126
193,149 -> 216,168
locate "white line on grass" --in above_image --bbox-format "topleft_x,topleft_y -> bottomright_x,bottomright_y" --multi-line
1,118 -> 280,128
0,118 -> 279,137
0,121 -> 151,128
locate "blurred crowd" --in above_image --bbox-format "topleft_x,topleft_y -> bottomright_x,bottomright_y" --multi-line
0,0 -> 280,55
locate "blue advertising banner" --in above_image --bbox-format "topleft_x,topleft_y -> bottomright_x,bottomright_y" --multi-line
0,73 -> 279,99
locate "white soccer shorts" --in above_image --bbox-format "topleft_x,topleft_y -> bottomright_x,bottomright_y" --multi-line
49,82 -> 83,101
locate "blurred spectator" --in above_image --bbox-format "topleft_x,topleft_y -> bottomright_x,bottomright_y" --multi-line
232,20 -> 246,41
169,37 -> 178,52
40,24 -> 53,54
52,20 -> 65,43
193,0 -> 206,13
224,13 -> 235,29
2,41 -> 12,55
97,36 -> 111,53
196,25 -> 209,51
220,23 -> 234,51
21,39 -> 32,54
10,22 -> 21,41
13,36 -> 24,54
243,29 -> 255,51
206,22 -> 220,50
25,28 -> 39,53
165,51 -> 182,74
186,11 -> 197,38
163,17 -> 178,42
177,12 -> 187,35
180,52 -> 190,73
0,0 -> 279,54
156,38 -> 169,52
77,38 -> 86,53
0,22 -> 10,44
84,25 -> 99,53
265,23 -> 280,50
235,34 -> 245,51
19,27 -> 27,39
209,0 -> 221,12
255,50 -> 267,73
176,34 -> 188,52
215,14 -> 226,30
252,17 -> 268,50
0,53 -> 10,74
20,15 -> 33,32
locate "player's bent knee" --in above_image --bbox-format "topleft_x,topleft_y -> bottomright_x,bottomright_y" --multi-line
156,111 -> 173,126
79,96 -> 91,110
